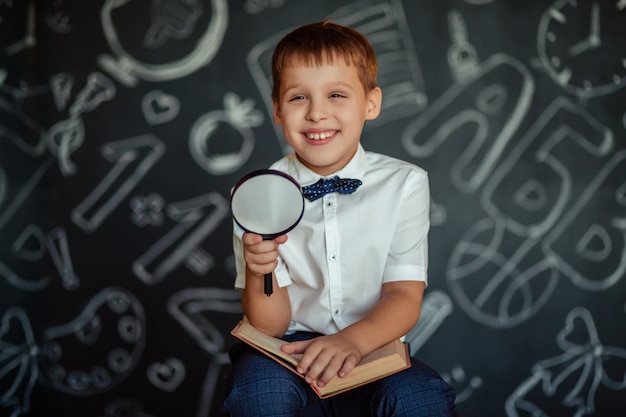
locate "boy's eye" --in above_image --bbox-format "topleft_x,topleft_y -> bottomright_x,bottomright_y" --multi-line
329,93 -> 346,98
289,95 -> 306,101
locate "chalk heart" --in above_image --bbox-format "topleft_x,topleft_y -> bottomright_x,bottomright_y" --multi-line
142,90 -> 180,125
0,308 -> 31,346
557,308 -> 594,349
147,358 -> 186,392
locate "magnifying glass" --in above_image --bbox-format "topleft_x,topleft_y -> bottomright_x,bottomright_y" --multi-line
230,169 -> 305,296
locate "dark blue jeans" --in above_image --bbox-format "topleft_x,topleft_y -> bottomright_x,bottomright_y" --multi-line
223,332 -> 458,416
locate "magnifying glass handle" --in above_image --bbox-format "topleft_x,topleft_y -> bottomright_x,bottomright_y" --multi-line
264,272 -> 273,296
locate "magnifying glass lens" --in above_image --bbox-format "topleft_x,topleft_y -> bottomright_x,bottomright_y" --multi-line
230,170 -> 305,296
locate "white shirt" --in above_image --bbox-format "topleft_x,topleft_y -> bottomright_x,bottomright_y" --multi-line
233,144 -> 430,335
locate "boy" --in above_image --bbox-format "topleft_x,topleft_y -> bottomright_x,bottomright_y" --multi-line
224,20 -> 458,416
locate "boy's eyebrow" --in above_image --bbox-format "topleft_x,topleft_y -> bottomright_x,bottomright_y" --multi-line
326,81 -> 357,90
282,81 -> 357,93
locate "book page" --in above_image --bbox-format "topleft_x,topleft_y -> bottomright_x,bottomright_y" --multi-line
231,320 -> 410,399
233,320 -> 302,366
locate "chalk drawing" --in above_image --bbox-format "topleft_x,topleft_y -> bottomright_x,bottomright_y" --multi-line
132,192 -> 229,285
147,358 -> 186,392
0,158 -> 53,291
447,10 -> 480,84
46,117 -> 84,177
130,193 -> 165,227
168,287 -> 242,354
189,92 -> 263,175
0,288 -> 146,417
99,0 -> 228,86
447,217 -> 559,328
506,307 -> 626,417
446,97 -> 617,328
46,72 -> 116,177
442,365 -> 483,404
402,54 -> 534,193
143,0 -> 204,49
142,90 -> 180,125
46,227 -> 79,290
50,73 -> 75,111
430,198 -> 448,227
537,0 -> 626,98
405,290 -> 453,352
71,135 -> 166,233
483,97 -> 613,239
68,72 -> 116,117
11,224 -> 45,262
543,150 -> 626,291
39,287 -> 146,396
3,1 -> 35,57
46,6 -> 73,34
0,307 -> 37,417
168,287 -> 242,417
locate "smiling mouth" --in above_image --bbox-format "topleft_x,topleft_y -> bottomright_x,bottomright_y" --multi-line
304,131 -> 337,140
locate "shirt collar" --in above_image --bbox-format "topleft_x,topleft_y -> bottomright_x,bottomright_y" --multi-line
287,144 -> 368,187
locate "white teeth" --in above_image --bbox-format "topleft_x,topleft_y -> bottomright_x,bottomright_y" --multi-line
307,132 -> 333,140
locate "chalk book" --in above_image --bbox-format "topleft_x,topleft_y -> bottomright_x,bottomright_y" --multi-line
230,319 -> 411,399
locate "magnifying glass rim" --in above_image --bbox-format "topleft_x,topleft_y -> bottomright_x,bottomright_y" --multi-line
230,169 -> 305,238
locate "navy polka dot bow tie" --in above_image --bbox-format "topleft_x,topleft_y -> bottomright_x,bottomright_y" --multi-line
301,176 -> 363,202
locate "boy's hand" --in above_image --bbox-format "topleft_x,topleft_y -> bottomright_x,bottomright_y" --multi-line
281,333 -> 362,387
242,232 -> 287,277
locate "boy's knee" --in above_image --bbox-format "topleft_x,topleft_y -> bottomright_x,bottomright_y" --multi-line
224,379 -> 306,416
371,361 -> 457,416
224,352 -> 308,416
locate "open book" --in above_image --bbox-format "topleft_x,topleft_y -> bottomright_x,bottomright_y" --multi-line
230,320 -> 411,399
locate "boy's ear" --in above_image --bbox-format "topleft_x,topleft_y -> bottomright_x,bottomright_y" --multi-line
365,86 -> 382,121
272,100 -> 282,125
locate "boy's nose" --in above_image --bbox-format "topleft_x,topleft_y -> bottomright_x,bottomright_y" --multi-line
306,101 -> 328,122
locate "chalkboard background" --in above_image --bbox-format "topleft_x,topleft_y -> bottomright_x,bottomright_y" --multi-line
1,1 -> 625,416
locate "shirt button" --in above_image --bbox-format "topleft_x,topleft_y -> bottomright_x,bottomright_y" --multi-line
334,309 -> 340,315
329,254 -> 336,262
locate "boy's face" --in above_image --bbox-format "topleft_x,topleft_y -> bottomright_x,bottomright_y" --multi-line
273,59 -> 381,176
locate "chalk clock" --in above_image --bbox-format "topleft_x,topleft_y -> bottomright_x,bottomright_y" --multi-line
537,0 -> 626,97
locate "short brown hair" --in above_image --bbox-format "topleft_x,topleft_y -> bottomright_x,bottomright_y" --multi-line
271,20 -> 378,103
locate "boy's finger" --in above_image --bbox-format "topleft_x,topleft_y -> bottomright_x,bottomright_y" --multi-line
274,234 -> 288,244
281,339 -> 311,355
337,354 -> 359,378
242,232 -> 263,245
317,355 -> 346,386
294,343 -> 323,376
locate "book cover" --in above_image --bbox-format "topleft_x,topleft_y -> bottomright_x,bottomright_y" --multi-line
230,319 -> 411,398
